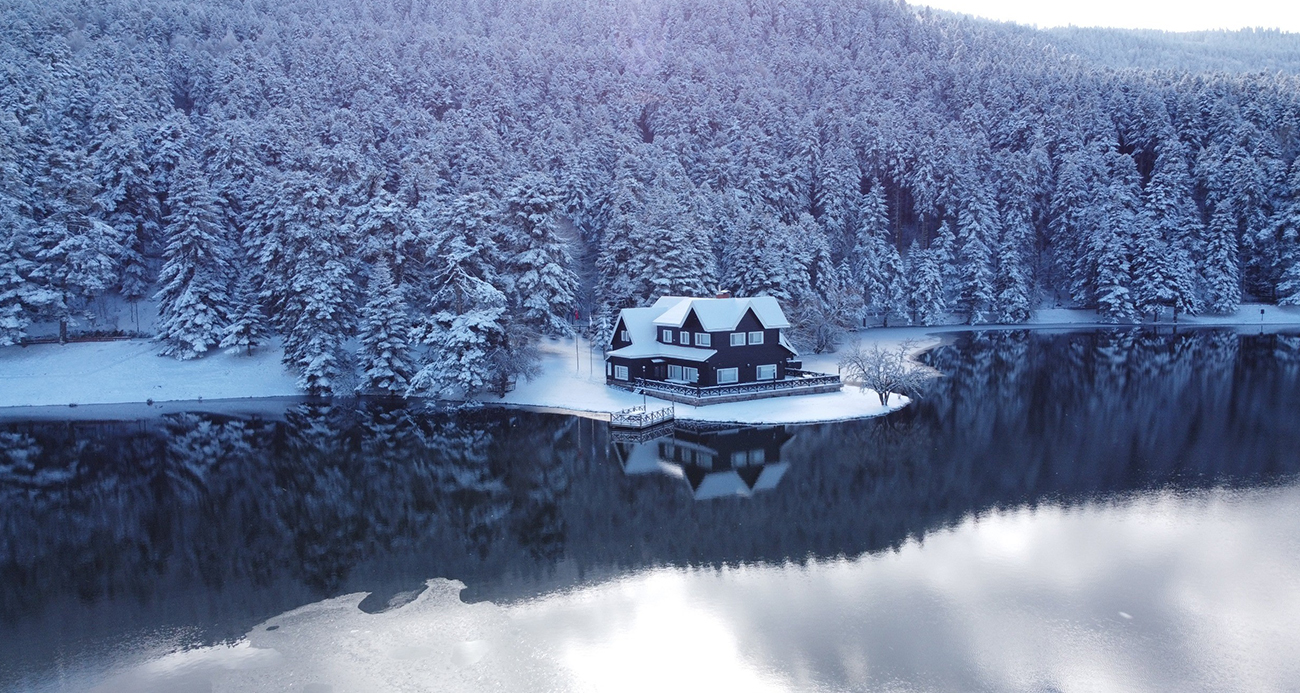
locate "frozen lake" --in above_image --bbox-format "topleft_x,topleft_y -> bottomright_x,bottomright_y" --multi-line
2,329 -> 1299,692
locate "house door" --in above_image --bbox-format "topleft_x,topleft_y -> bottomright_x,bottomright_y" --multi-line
652,363 -> 667,380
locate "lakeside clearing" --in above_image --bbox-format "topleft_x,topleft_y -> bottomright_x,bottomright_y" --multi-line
2,303 -> 1298,423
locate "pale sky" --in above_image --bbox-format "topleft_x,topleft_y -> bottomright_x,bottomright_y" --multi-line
916,0 -> 1300,33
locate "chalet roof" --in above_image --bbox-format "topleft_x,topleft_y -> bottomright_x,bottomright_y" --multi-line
608,306 -> 718,362
650,296 -> 792,331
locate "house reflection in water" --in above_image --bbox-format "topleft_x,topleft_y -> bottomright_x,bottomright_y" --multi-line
610,422 -> 794,500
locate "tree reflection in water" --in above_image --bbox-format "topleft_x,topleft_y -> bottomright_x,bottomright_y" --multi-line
1,329 -> 1298,686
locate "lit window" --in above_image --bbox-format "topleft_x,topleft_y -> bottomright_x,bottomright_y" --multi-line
680,330 -> 690,343
662,329 -> 673,343
748,331 -> 764,345
615,365 -> 629,381
757,364 -> 776,380
717,367 -> 739,384
730,333 -> 746,347
694,333 -> 711,347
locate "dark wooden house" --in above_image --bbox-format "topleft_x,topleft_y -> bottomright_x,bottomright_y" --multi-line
605,294 -> 801,388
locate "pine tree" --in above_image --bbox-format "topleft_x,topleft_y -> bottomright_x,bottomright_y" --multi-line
1203,205 -> 1242,314
504,173 -> 578,336
248,171 -> 357,395
155,158 -> 231,359
355,263 -> 414,395
1274,160 -> 1300,306
409,191 -> 513,398
908,243 -> 946,326
1141,136 -> 1201,318
220,270 -> 269,355
954,186 -> 997,324
1092,153 -> 1139,322
29,147 -> 122,340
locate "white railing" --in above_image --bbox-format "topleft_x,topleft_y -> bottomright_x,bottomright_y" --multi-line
611,405 -> 675,429
629,372 -> 841,401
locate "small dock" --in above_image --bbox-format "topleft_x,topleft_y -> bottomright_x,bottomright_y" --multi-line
610,404 -> 675,430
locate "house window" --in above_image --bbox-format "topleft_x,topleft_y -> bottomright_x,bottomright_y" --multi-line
757,364 -> 777,381
731,451 -> 747,466
606,362 -> 612,377
684,367 -> 699,383
717,367 -> 739,384
748,331 -> 764,345
662,329 -> 673,343
668,364 -> 684,381
730,333 -> 746,347
680,330 -> 690,344
748,449 -> 766,464
694,333 -> 711,347
615,365 -> 629,381
619,330 -> 628,342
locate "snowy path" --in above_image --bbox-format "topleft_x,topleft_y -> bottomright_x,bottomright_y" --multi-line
2,303 -> 1298,422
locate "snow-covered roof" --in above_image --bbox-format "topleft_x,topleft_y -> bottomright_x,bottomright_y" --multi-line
608,306 -> 717,362
650,296 -> 792,331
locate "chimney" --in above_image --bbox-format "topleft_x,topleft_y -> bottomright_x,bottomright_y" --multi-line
715,289 -> 732,299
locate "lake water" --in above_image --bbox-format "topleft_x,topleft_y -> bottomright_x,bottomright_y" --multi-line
2,329 -> 1298,692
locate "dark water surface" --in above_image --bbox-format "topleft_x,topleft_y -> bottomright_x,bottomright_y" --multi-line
2,329 -> 1299,692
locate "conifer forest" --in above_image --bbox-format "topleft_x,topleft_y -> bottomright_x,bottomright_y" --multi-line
3,0 -> 1300,395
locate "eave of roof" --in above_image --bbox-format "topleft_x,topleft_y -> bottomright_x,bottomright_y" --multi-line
607,343 -> 717,362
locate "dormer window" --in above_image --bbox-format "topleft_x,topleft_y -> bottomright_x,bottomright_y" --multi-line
662,329 -> 673,343
680,330 -> 690,344
619,330 -> 628,342
748,331 -> 764,345
730,332 -> 746,347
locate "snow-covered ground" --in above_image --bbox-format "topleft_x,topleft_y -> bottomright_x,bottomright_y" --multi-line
0,339 -> 300,408
2,303 -> 1299,422
487,336 -> 924,425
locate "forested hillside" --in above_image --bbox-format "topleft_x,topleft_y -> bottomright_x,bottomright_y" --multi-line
2,0 -> 1299,395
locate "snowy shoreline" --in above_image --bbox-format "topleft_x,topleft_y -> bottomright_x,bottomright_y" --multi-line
2,304 -> 1299,423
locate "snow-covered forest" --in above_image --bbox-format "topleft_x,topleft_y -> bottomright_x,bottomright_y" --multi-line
3,0 -> 1300,395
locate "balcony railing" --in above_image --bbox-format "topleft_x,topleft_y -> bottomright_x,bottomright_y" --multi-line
611,405 -> 675,429
614,370 -> 841,406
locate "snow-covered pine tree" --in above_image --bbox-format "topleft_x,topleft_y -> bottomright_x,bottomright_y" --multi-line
993,222 -> 1032,324
908,242 -> 946,326
854,181 -> 906,325
220,269 -> 270,355
504,173 -> 578,336
408,191 -> 514,398
90,93 -> 158,332
1091,153 -> 1139,322
1277,161 -> 1300,306
247,171 -> 357,394
155,157 -> 232,359
29,146 -> 122,340
355,263 -> 413,396
954,192 -> 997,324
0,115 -> 46,345
1203,205 -> 1243,313
1130,220 -> 1174,322
1141,135 -> 1201,318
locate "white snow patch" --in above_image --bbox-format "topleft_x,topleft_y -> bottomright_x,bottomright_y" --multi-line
0,340 -> 300,408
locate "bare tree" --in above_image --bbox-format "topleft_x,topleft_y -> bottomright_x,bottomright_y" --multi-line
838,339 -> 934,406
